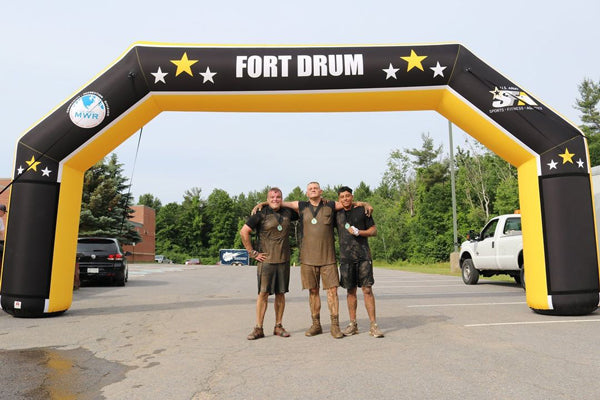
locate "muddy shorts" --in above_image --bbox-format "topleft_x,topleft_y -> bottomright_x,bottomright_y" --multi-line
301,263 -> 339,290
257,262 -> 290,295
339,260 -> 374,289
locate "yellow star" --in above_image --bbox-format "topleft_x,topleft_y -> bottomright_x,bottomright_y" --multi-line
25,155 -> 41,171
559,148 -> 575,164
170,52 -> 199,77
400,49 -> 428,72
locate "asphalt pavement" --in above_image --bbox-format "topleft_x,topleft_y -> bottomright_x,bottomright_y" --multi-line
1,263 -> 599,400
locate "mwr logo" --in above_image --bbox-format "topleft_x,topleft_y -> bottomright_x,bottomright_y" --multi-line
67,91 -> 109,128
490,86 -> 537,108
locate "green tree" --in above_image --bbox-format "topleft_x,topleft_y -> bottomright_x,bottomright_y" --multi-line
494,174 -> 519,214
353,181 -> 372,200
382,150 -> 415,214
367,196 -> 408,262
138,193 -> 162,210
285,186 -> 305,201
204,189 -> 238,256
575,78 -> 600,165
321,185 -> 338,201
405,135 -> 452,262
379,133 -> 453,262
155,202 -> 185,256
179,188 -> 207,256
79,154 -> 141,244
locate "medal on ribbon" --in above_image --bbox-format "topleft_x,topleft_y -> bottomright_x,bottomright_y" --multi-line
308,202 -> 323,225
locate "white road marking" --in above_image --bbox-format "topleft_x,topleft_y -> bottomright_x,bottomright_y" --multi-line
407,301 -> 526,308
376,284 -> 466,288
465,319 -> 600,327
375,279 -> 461,283
377,291 -> 520,297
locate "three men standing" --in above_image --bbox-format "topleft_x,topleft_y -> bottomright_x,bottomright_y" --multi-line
242,183 -> 383,340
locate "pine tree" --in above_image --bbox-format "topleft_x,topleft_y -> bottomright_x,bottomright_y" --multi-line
79,154 -> 141,245
575,78 -> 600,165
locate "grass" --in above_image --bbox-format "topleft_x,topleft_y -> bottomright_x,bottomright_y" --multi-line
374,260 -> 459,276
373,259 -> 515,283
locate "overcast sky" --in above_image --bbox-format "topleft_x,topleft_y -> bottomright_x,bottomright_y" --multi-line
1,1 -> 598,204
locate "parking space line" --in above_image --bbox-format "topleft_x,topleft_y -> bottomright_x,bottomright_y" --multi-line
376,279 -> 460,283
376,284 -> 466,288
407,301 -> 526,308
377,291 -> 521,298
465,319 -> 600,327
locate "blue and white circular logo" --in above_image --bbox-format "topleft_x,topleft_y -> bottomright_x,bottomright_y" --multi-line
68,92 -> 109,129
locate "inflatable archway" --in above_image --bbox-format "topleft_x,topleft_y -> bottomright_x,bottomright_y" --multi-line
1,43 -> 598,317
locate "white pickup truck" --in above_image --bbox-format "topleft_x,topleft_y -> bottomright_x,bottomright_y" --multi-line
459,214 -> 524,287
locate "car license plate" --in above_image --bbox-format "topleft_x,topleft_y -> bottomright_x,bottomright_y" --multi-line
87,267 -> 99,273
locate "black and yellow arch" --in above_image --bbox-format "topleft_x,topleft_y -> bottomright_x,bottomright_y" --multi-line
1,42 -> 598,317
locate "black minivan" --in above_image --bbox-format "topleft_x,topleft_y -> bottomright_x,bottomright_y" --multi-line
77,237 -> 129,286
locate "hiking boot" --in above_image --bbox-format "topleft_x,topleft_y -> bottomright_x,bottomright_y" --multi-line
343,321 -> 358,336
273,323 -> 291,337
305,315 -> 322,337
330,315 -> 344,339
247,326 -> 264,340
369,322 -> 384,338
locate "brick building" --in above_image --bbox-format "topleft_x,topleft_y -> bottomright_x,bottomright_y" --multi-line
123,205 -> 156,263
0,179 -> 156,261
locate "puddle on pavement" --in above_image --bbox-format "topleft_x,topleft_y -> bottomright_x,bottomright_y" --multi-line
0,347 -> 133,400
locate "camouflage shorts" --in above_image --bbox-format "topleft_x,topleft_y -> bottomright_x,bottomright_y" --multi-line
339,260 -> 374,289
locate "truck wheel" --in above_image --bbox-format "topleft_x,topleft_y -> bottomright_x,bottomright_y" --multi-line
519,263 -> 525,290
513,274 -> 522,285
461,259 -> 479,285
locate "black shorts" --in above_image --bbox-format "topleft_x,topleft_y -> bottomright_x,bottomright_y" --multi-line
257,262 -> 290,295
339,260 -> 374,289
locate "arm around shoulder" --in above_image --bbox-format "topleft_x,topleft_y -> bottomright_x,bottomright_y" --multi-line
281,200 -> 300,211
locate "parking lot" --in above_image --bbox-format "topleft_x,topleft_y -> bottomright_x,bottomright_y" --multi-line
1,264 -> 599,399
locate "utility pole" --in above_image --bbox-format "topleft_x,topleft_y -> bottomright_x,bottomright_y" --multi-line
449,121 -> 458,253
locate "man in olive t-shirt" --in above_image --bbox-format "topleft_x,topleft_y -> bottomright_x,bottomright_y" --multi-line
280,182 -> 347,339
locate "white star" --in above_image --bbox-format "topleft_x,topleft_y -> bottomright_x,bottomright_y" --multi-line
199,67 -> 217,83
430,61 -> 447,78
489,86 -> 503,100
17,166 -> 24,175
576,158 -> 585,168
41,167 -> 52,177
151,67 -> 168,84
382,63 -> 399,80
547,159 -> 558,170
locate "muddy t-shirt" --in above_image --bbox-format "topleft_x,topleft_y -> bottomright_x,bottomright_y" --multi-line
298,200 -> 336,266
246,206 -> 298,263
335,206 -> 374,263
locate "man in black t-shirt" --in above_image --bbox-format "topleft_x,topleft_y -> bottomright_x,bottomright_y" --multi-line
240,187 -> 298,340
335,186 -> 383,338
